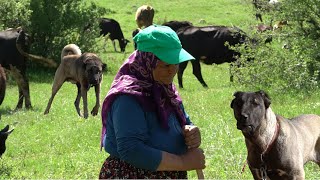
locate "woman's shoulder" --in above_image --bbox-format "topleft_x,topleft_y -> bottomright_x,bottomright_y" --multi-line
113,94 -> 141,108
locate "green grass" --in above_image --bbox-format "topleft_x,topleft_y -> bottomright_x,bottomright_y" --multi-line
0,0 -> 320,179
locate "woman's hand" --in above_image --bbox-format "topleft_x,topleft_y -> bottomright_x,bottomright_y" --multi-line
183,125 -> 201,149
181,148 -> 206,170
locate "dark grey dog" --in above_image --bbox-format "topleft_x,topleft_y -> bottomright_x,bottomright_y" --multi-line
44,44 -> 106,118
230,90 -> 320,179
0,125 -> 14,157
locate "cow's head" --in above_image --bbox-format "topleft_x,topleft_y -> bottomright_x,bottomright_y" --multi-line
119,38 -> 130,52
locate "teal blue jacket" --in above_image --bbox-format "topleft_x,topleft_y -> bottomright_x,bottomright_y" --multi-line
103,94 -> 192,171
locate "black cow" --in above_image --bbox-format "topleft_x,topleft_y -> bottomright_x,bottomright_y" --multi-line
132,21 -> 193,50
132,28 -> 140,50
0,125 -> 14,157
0,28 -> 56,109
162,20 -> 193,32
176,26 -> 248,88
0,29 -> 33,109
99,18 -> 130,52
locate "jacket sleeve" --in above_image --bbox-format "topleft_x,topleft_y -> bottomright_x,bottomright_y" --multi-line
180,103 -> 193,125
111,95 -> 162,171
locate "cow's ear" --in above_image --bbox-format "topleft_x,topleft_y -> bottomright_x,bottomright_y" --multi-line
257,90 -> 271,108
230,91 -> 242,108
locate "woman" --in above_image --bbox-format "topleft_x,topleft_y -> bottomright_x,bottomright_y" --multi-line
99,25 -> 205,179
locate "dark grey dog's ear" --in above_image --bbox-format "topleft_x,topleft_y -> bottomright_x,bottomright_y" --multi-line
230,91 -> 243,109
102,63 -> 107,71
257,90 -> 271,108
0,125 -> 9,133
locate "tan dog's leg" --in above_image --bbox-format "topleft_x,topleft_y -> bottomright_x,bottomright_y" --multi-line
44,67 -> 65,115
81,86 -> 88,119
91,84 -> 100,116
74,83 -> 82,117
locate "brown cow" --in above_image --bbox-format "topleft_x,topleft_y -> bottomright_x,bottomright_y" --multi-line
0,65 -> 5,105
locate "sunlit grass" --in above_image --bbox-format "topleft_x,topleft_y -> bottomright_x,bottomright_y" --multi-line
0,0 -> 319,179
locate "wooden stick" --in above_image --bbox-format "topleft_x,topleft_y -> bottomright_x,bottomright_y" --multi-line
196,169 -> 204,179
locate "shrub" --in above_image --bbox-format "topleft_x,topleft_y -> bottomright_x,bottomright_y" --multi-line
231,0 -> 319,92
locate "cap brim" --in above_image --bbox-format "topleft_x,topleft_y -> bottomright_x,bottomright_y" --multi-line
153,48 -> 195,65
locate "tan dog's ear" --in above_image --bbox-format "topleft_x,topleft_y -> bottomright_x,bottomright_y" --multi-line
257,90 -> 271,108
230,91 -> 243,109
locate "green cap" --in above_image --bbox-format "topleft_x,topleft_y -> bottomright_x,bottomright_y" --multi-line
133,25 -> 195,64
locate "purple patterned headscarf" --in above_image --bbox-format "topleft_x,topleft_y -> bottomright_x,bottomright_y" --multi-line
100,50 -> 186,147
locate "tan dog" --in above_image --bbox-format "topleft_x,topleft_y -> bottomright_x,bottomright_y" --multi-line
44,44 -> 106,118
230,90 -> 320,179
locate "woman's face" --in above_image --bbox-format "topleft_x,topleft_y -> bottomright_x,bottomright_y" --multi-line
152,60 -> 178,85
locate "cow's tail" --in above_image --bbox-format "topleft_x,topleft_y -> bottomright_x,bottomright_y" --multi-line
15,31 -> 57,68
60,44 -> 82,60
16,43 -> 57,68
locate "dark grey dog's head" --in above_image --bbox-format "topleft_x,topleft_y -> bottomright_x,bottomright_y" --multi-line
81,53 -> 107,85
0,125 -> 14,157
230,90 -> 271,137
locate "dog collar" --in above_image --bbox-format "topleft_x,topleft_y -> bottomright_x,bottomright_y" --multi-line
261,118 -> 280,157
259,117 -> 280,180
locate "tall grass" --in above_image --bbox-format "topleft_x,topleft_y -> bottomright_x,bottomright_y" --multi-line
0,0 -> 319,179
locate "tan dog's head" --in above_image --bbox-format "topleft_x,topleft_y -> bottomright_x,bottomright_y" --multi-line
81,53 -> 107,86
135,5 -> 154,28
230,90 -> 271,137
61,44 -> 82,60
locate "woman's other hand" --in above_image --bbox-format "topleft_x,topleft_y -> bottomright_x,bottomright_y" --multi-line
181,148 -> 206,170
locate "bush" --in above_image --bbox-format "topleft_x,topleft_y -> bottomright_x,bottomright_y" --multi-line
231,0 -> 319,92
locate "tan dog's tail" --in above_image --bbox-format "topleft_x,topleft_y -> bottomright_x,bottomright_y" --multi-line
61,44 -> 82,60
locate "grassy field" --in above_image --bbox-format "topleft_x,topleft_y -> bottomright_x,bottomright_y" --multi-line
0,0 -> 320,179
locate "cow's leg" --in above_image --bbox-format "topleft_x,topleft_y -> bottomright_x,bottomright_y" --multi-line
91,84 -> 100,116
255,13 -> 263,22
9,65 -> 31,109
178,61 -> 188,88
74,83 -> 82,117
9,68 -> 23,109
81,86 -> 88,119
21,73 -> 31,109
0,66 -> 6,105
191,60 -> 208,88
112,40 -> 117,52
103,34 -> 110,51
44,67 -> 65,115
16,86 -> 24,109
229,64 -> 234,82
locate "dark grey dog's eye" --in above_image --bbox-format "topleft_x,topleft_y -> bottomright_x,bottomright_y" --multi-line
252,98 -> 260,105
